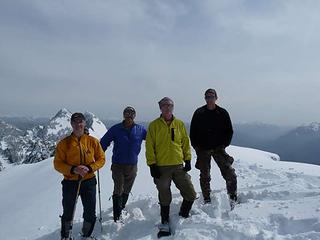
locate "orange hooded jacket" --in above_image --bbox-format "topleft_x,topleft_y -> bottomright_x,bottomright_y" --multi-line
54,133 -> 105,181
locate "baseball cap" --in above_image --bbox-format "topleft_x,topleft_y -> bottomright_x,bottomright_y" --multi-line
123,106 -> 136,119
71,112 -> 85,122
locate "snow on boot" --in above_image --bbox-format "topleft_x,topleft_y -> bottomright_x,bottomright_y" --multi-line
157,222 -> 171,238
204,197 -> 211,204
229,193 -> 238,210
81,236 -> 96,240
61,218 -> 72,240
81,220 -> 95,238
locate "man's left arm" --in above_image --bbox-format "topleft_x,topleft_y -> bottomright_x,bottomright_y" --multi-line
142,126 -> 147,140
181,123 -> 192,172
224,111 -> 234,147
181,123 -> 192,161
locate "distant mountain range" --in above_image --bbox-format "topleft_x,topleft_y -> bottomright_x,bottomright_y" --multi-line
0,114 -> 319,167
232,122 -> 320,165
0,116 -> 49,131
264,123 -> 320,165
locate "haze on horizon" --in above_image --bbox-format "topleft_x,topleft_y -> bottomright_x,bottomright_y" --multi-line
1,0 -> 320,126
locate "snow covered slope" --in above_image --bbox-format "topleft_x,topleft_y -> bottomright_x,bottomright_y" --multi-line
0,146 -> 320,240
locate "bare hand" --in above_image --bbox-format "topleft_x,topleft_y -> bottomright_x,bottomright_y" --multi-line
74,165 -> 89,177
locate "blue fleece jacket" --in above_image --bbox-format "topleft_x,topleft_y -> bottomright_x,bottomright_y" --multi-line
100,122 -> 147,165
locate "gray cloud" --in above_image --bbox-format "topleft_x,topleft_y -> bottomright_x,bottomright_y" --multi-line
1,0 -> 320,125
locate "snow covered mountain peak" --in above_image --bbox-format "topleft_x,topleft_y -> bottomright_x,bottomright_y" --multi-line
44,108 -> 72,139
308,122 -> 320,132
53,108 -> 71,118
83,111 -> 107,139
289,122 -> 320,136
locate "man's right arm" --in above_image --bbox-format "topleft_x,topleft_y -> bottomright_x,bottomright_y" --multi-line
145,124 -> 156,166
100,128 -> 113,151
53,141 -> 73,175
146,123 -> 161,178
190,110 -> 199,148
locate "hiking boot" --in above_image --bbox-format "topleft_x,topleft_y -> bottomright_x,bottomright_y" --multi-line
229,193 -> 237,201
81,237 -> 96,240
81,220 -> 95,238
61,218 -> 72,239
157,221 -> 171,238
112,194 -> 122,222
229,193 -> 238,210
203,197 -> 211,204
178,199 -> 194,218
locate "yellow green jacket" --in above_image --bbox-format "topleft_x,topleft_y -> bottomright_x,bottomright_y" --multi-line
54,133 -> 106,180
146,116 -> 191,166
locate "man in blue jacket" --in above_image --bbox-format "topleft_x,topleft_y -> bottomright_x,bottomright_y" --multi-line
100,106 -> 147,221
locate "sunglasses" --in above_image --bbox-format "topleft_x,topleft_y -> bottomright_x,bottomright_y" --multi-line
72,119 -> 85,124
124,113 -> 135,118
161,103 -> 174,108
205,95 -> 216,99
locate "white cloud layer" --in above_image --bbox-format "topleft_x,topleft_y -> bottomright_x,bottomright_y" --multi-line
1,0 -> 320,125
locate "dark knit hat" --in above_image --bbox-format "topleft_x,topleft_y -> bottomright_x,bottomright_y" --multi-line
205,88 -> 217,97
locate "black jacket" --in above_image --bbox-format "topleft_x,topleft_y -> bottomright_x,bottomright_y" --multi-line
190,105 -> 233,150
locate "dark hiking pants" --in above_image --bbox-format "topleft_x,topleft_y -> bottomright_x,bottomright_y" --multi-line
111,163 -> 137,196
154,165 -> 197,206
61,177 -> 97,223
195,148 -> 237,200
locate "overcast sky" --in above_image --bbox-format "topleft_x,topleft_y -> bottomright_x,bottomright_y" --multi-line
1,0 -> 320,126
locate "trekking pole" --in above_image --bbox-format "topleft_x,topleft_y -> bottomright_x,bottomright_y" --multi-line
68,176 -> 82,239
97,169 -> 103,232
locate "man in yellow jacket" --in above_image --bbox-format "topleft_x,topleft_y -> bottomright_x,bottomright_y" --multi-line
146,97 -> 196,238
54,112 -> 105,240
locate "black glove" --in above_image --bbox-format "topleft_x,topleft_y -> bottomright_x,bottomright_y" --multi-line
149,164 -> 161,179
215,145 -> 225,152
183,160 -> 191,172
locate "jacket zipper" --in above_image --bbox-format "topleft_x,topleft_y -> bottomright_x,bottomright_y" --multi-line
78,137 -> 83,180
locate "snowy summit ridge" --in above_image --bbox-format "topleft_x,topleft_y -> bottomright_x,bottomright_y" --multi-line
0,111 -> 320,240
0,145 -> 320,240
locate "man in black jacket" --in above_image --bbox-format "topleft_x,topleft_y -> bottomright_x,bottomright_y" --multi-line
190,89 -> 237,208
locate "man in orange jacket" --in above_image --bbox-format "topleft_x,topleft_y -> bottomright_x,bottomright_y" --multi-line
54,112 -> 105,240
